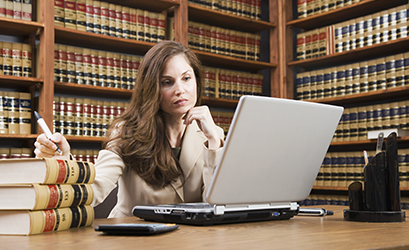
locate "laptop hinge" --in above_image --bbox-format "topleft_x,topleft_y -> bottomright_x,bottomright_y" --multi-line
214,205 -> 225,215
290,202 -> 299,211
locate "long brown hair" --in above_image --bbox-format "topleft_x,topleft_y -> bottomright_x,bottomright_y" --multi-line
104,41 -> 203,187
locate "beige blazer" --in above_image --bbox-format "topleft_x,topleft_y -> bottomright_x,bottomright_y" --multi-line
91,121 -> 225,218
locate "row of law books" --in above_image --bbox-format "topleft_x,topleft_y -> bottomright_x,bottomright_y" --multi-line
0,147 -> 32,159
0,158 -> 96,235
188,0 -> 262,20
299,194 -> 409,209
0,91 -> 31,135
332,100 -> 409,142
297,0 -> 362,19
0,0 -> 32,21
211,110 -> 234,136
71,149 -> 99,164
296,51 -> 409,101
0,41 -> 32,77
315,148 -> 409,188
169,18 -> 261,61
296,4 -> 409,60
53,96 -> 128,137
55,0 -> 165,43
203,66 -> 263,100
298,194 -> 349,207
54,44 -> 142,90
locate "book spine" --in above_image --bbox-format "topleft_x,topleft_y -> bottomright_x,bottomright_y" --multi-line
0,0 -> 5,17
157,13 -> 165,42
106,52 -> 114,88
64,0 -> 76,29
2,42 -> 12,75
58,96 -> 66,134
100,2 -> 109,35
74,47 -> 84,84
296,32 -> 305,61
82,98 -> 92,136
13,0 -> 21,19
5,0 -> 12,18
136,9 -> 144,41
66,46 -> 76,83
43,158 -> 96,184
7,91 -> 19,134
129,8 -> 137,40
113,53 -> 121,88
0,91 -> 7,134
115,4 -> 123,38
18,92 -> 30,134
73,97 -> 83,136
76,0 -> 86,31
21,0 -> 31,21
122,6 -> 130,39
28,205 -> 94,235
101,101 -> 109,136
53,96 -> 60,134
143,10 -> 150,42
108,3 -> 116,37
85,0 -> 94,32
93,0 -> 101,34
98,50 -> 107,87
21,44 -> 32,77
64,97 -> 75,135
33,184 -> 94,210
82,48 -> 92,85
150,12 -> 158,43
125,55 -> 132,90
58,45 -> 68,83
90,50 -> 98,86
12,42 -> 22,77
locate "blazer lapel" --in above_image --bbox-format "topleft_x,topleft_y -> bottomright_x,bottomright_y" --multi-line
171,121 -> 206,201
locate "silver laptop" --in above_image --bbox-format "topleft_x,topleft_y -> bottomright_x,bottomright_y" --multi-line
132,96 -> 344,225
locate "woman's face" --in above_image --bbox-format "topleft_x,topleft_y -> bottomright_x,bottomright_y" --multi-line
160,54 -> 197,119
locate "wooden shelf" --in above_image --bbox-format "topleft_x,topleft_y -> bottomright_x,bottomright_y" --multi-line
195,50 -> 277,72
287,0 -> 408,30
313,186 -> 409,192
201,96 -> 239,109
288,37 -> 409,70
54,27 -> 156,56
187,4 -> 275,33
0,75 -> 42,89
54,82 -> 133,99
65,135 -> 106,143
308,85 -> 409,106
328,136 -> 409,150
0,17 -> 43,36
0,134 -> 38,139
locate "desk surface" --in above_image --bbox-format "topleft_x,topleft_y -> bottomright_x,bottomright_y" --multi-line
1,206 -> 409,250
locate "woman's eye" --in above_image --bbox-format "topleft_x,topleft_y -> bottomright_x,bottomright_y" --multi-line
162,79 -> 172,86
184,76 -> 191,81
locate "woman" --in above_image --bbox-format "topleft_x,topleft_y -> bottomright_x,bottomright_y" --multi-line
34,41 -> 225,217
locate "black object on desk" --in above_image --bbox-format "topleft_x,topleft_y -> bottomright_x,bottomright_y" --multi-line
344,132 -> 406,223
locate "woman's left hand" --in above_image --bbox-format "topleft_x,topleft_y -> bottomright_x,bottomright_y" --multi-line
183,105 -> 220,149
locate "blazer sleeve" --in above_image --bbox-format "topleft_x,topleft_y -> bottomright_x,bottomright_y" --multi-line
202,126 -> 225,201
91,149 -> 125,207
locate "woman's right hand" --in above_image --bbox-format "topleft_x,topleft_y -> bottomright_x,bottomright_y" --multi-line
34,133 -> 71,160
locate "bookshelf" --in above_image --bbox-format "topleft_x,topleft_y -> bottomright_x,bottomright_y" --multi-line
284,0 -> 409,196
0,0 -> 280,151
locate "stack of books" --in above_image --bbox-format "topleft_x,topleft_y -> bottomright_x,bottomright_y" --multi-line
0,158 -> 96,235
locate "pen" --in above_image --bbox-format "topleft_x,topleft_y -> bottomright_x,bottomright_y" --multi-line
363,150 -> 369,166
376,132 -> 384,155
298,208 -> 334,216
34,111 -> 62,155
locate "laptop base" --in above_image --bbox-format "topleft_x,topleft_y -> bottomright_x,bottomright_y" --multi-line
133,207 -> 298,226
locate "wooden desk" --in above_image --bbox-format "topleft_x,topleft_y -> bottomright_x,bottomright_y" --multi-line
1,206 -> 409,250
